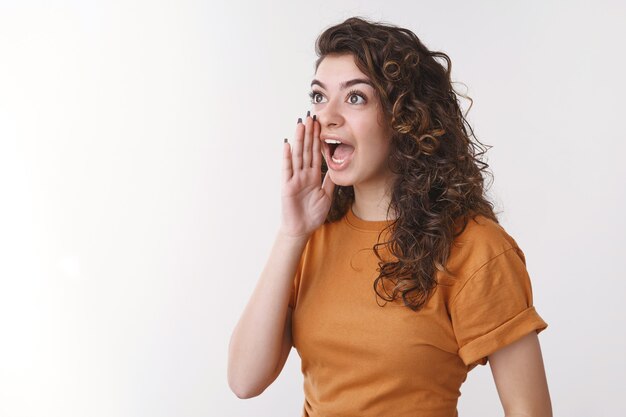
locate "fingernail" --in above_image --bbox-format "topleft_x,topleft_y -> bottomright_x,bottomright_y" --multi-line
284,138 -> 288,143
306,110 -> 310,118
297,117 -> 302,124
313,114 -> 317,122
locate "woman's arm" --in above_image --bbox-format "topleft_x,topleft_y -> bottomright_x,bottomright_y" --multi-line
228,114 -> 332,399
227,231 -> 307,399
488,331 -> 553,417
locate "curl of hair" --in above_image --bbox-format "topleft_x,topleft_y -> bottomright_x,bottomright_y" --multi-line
315,16 -> 499,311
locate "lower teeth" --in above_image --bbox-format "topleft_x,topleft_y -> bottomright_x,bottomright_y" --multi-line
331,156 -> 345,164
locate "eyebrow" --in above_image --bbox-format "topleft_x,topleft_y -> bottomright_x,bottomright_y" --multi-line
310,78 -> 374,90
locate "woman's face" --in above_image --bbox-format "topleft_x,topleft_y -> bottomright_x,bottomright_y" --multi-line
311,53 -> 396,189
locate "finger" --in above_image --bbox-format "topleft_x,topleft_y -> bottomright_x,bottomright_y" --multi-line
282,138 -> 292,183
312,116 -> 321,169
321,171 -> 336,198
292,118 -> 304,171
302,113 -> 312,168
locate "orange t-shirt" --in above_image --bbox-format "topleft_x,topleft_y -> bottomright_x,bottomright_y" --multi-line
289,206 -> 548,417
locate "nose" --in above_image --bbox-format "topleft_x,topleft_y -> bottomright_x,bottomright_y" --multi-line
316,95 -> 344,129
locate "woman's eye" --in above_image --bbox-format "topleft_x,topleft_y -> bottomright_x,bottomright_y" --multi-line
348,93 -> 366,105
309,91 -> 324,104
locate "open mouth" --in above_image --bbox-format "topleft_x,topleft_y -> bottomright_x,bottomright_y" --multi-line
323,139 -> 355,164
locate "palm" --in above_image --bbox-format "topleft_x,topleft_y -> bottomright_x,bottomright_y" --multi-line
280,116 -> 334,239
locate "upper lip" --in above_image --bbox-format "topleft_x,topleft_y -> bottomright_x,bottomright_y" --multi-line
320,134 -> 353,147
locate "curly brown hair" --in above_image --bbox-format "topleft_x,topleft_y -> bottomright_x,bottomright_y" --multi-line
314,16 -> 500,311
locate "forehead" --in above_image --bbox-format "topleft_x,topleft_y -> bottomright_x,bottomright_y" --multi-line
314,54 -> 370,85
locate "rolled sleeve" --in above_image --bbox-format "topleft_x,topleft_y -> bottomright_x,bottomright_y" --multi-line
450,246 -> 548,367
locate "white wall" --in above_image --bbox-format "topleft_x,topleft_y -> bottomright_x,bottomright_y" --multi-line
1,1 -> 624,416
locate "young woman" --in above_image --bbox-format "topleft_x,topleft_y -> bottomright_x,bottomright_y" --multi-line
228,16 -> 552,417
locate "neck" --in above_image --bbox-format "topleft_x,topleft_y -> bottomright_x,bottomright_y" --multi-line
351,178 -> 397,221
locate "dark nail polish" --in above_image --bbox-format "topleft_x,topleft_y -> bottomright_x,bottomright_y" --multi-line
306,110 -> 310,117
284,138 -> 288,143
297,117 -> 302,124
313,114 -> 317,122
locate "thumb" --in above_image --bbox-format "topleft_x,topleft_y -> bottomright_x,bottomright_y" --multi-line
321,171 -> 336,198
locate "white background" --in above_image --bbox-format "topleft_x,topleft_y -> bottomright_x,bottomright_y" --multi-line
1,1 -> 625,416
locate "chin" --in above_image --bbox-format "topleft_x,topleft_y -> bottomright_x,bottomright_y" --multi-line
327,170 -> 355,187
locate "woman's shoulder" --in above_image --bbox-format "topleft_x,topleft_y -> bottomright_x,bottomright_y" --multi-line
454,214 -> 518,251
443,214 -> 522,280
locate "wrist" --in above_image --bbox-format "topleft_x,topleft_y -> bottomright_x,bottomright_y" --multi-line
276,228 -> 310,245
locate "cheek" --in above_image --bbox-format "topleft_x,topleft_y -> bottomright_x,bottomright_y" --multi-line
354,116 -> 393,162
361,140 -> 392,166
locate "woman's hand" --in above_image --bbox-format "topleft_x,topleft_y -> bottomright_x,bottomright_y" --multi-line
279,113 -> 335,239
